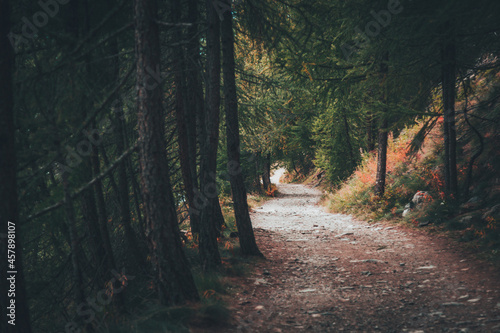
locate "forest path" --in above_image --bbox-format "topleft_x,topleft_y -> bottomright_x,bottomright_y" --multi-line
220,183 -> 500,332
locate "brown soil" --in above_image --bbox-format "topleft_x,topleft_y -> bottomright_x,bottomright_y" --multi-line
214,183 -> 500,332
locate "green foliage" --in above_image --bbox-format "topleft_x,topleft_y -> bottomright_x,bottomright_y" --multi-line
312,103 -> 361,184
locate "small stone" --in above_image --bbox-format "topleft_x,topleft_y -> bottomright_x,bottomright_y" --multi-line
350,259 -> 384,264
412,191 -> 431,205
263,269 -> 271,276
467,298 -> 481,303
340,286 -> 355,290
441,302 -> 464,306
400,263 -> 406,266
255,305 -> 264,311
418,221 -> 430,227
299,288 -> 317,293
417,265 -> 436,270
458,295 -> 469,300
430,311 -> 444,317
254,278 -> 269,285
336,232 -> 354,238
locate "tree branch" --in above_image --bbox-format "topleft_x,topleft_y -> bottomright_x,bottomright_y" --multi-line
25,141 -> 139,222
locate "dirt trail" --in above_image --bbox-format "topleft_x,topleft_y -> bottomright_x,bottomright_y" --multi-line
223,183 -> 500,332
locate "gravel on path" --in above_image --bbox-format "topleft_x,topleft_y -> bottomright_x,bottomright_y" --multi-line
218,183 -> 500,332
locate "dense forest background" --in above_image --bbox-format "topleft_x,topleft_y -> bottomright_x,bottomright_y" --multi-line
1,0 -> 500,332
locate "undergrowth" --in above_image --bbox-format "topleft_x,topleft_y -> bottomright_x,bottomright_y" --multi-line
324,112 -> 500,262
94,191 -> 269,332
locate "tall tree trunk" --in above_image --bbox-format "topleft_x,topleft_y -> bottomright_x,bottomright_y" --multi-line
442,31 -> 458,199
134,0 -> 199,304
114,106 -> 144,266
90,145 -> 116,274
80,184 -> 107,272
185,0 -> 203,233
109,33 -> 144,266
68,0 -> 108,282
262,153 -> 271,191
221,0 -> 263,257
255,151 -> 262,189
91,145 -> 127,310
0,2 -> 33,330
62,172 -> 86,306
172,0 -> 201,235
199,0 -> 224,270
343,113 -> 355,168
375,120 -> 389,197
366,110 -> 375,152
128,157 -> 145,232
375,53 -> 389,197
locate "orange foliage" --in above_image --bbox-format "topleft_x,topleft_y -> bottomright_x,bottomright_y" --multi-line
203,289 -> 216,299
266,184 -> 278,197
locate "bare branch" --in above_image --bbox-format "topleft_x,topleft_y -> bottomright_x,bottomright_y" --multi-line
25,141 -> 139,222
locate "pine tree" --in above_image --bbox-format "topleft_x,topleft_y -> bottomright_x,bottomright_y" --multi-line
221,0 -> 263,257
0,1 -> 33,330
134,0 -> 199,304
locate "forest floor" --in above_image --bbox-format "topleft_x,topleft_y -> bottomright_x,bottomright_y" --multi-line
205,182 -> 500,332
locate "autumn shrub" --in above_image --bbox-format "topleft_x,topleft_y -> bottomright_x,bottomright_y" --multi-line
265,184 -> 278,197
327,122 -> 441,219
325,83 -> 500,258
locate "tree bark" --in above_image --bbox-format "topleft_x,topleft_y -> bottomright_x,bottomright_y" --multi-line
134,0 -> 199,304
128,157 -> 145,233
343,113 -> 355,168
114,106 -> 144,266
185,0 -> 204,233
442,32 -> 458,199
375,53 -> 389,197
198,0 -> 224,270
255,151 -> 262,190
90,145 -> 116,274
172,0 -> 201,235
221,0 -> 263,257
366,110 -> 375,152
262,153 -> 271,191
80,183 -> 107,272
107,19 -> 144,267
375,119 -> 389,197
0,1 -> 33,330
62,172 -> 86,306
77,0 -> 110,282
